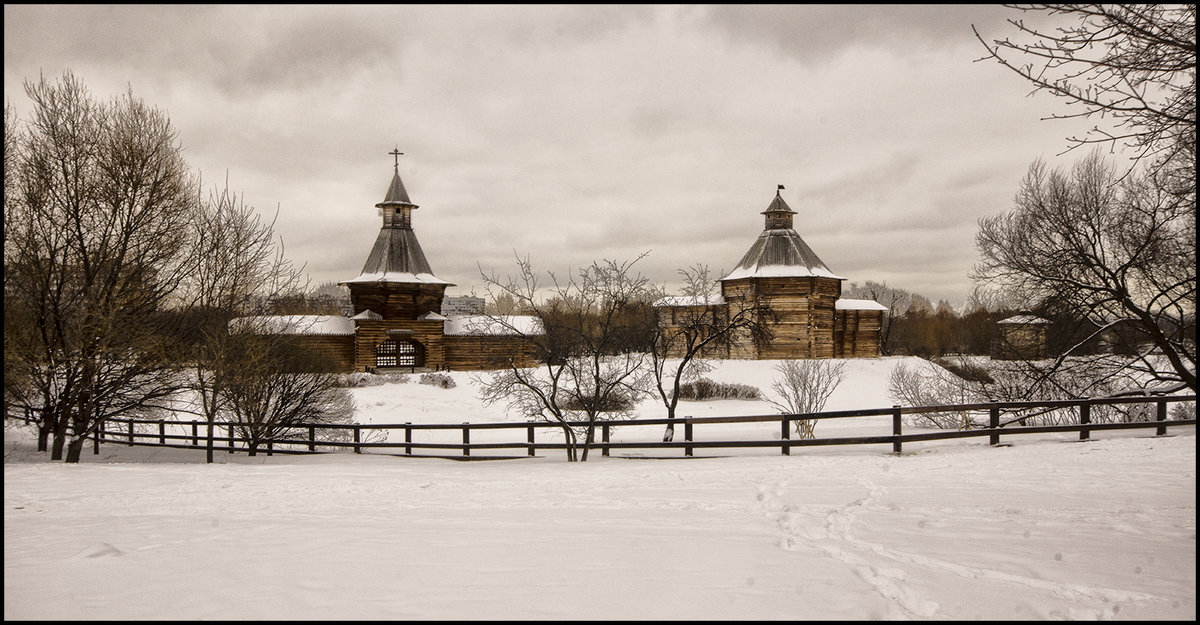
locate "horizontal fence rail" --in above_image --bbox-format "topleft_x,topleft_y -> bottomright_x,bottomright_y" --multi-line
7,394 -> 1195,460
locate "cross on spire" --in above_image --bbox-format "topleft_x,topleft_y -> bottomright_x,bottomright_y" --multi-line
389,147 -> 404,169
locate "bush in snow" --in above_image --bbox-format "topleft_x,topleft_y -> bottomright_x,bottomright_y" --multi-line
419,373 -> 456,389
335,372 -> 409,387
676,377 -> 762,401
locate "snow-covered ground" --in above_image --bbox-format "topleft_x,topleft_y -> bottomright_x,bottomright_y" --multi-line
5,357 -> 1195,620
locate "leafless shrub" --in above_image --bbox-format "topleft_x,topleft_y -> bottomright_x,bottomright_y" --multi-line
676,378 -> 762,401
888,360 -> 981,430
889,355 -> 1187,429
766,360 -> 846,439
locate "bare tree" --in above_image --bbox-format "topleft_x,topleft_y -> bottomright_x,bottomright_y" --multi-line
973,4 -> 1196,192
973,152 -> 1195,392
648,263 -> 766,422
766,359 -> 846,439
5,72 -> 195,462
476,253 -> 655,461
218,332 -> 353,456
178,181 -> 306,462
889,354 -> 1169,429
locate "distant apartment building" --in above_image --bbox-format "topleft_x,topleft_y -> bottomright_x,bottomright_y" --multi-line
441,295 -> 486,317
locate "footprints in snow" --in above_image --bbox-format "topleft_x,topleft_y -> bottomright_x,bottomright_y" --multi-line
754,480 -> 1161,619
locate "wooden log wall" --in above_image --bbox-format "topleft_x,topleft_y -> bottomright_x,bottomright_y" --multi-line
653,304 -> 733,359
834,309 -> 883,358
721,276 -> 842,359
287,335 -> 357,372
443,335 -> 540,370
996,325 -> 1048,360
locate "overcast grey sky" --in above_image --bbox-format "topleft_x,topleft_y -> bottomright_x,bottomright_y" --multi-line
4,4 -> 1098,307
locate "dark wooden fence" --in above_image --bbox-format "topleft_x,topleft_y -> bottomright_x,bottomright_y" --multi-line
10,394 -> 1195,460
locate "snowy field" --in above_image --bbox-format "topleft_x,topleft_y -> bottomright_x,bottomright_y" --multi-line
5,357 -> 1196,620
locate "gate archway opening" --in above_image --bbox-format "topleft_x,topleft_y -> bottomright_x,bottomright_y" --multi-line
375,338 -> 424,368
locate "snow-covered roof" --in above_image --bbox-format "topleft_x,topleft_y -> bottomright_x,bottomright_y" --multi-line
722,229 -> 846,281
341,271 -> 453,285
350,309 -> 383,321
724,263 -> 845,281
228,315 -> 356,336
998,314 -> 1051,325
443,315 -> 544,336
652,295 -> 727,307
835,298 -> 888,312
418,311 -> 449,321
339,189 -> 454,286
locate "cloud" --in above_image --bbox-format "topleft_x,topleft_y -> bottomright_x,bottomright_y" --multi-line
697,4 -> 1014,64
5,5 -> 1096,308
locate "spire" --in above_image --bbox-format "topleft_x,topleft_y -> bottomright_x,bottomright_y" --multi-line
377,148 -> 416,209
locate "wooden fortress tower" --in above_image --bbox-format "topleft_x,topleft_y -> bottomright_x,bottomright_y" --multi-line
656,187 -> 886,359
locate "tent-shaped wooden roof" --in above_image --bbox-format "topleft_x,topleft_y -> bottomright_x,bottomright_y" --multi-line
722,190 -> 845,281
341,166 -> 453,286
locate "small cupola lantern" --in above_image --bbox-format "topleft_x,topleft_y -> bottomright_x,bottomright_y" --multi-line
762,184 -> 797,230
379,148 -> 418,229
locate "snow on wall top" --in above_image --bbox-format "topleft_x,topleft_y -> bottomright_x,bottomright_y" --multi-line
443,315 -> 545,336
997,314 -> 1051,324
835,298 -> 889,312
652,295 -> 727,307
228,315 -> 356,336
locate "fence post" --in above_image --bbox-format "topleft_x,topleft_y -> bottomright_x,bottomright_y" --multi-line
602,423 -> 610,457
308,426 -> 316,452
1079,397 -> 1091,441
527,424 -> 535,457
128,419 -> 135,446
1156,399 -> 1168,436
892,405 -> 902,454
684,418 -> 693,457
229,424 -> 235,453
405,422 -> 413,456
781,416 -> 790,456
462,422 -> 470,457
192,422 -> 199,447
267,440 -> 273,456
93,418 -> 101,455
989,402 -> 1000,446
353,426 -> 361,454
159,420 -> 166,445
